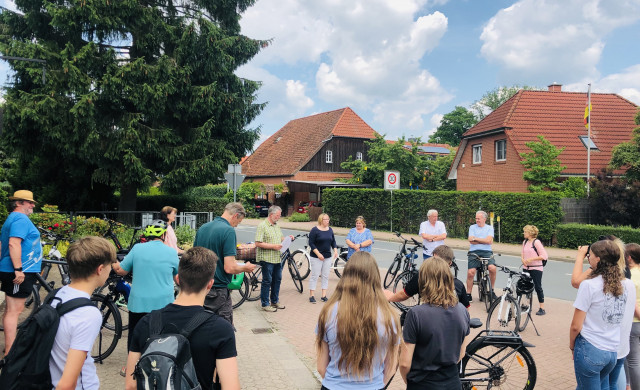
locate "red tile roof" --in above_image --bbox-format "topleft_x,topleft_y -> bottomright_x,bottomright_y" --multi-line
242,108 -> 378,177
461,90 -> 638,175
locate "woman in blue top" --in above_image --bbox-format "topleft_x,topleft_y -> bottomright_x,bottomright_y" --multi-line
309,213 -> 338,303
345,216 -> 374,260
316,252 -> 400,389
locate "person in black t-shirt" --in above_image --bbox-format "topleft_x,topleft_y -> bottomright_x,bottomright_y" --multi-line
383,245 -> 470,308
124,247 -> 239,390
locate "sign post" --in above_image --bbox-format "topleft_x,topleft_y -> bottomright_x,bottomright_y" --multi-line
384,171 -> 400,232
224,164 -> 245,202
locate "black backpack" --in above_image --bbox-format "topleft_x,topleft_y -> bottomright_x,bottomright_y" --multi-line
0,288 -> 94,390
524,239 -> 547,267
134,309 -> 212,390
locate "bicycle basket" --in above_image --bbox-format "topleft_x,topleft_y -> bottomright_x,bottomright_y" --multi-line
236,243 -> 256,260
516,276 -> 535,295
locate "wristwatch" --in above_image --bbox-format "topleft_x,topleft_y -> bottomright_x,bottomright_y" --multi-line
14,267 -> 23,272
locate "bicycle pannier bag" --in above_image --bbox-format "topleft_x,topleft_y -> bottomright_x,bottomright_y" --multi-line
0,288 -> 93,390
134,310 -> 212,390
227,272 -> 245,290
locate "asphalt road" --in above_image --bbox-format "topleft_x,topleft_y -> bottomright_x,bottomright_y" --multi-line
236,225 -> 579,301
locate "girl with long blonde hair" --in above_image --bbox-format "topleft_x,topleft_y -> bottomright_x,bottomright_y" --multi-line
399,258 -> 470,389
316,252 -> 400,389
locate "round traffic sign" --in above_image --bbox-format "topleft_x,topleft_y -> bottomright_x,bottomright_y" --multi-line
388,173 -> 397,184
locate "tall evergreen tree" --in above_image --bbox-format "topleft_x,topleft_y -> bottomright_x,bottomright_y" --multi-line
0,1 -> 266,210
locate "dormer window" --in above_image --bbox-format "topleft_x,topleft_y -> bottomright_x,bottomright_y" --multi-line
326,150 -> 333,163
356,152 -> 363,161
274,136 -> 282,143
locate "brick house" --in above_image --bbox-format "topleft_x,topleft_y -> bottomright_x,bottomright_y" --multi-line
448,84 -> 639,192
241,107 -> 378,212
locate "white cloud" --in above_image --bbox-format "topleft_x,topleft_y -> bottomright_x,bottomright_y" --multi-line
285,80 -> 314,109
239,0 -> 453,139
423,113 -> 444,141
564,64 -> 640,105
480,0 -> 640,82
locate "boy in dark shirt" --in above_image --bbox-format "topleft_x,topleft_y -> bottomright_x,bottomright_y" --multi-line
384,245 -> 470,308
125,247 -> 240,390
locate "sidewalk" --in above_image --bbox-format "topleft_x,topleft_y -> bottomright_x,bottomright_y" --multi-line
241,218 -> 579,262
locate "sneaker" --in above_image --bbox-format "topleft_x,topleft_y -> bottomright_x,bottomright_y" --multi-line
261,305 -> 277,312
309,296 -> 317,304
536,308 -> 546,316
119,366 -> 126,377
467,293 -> 473,303
321,296 -> 328,302
491,291 -> 498,301
271,302 -> 286,309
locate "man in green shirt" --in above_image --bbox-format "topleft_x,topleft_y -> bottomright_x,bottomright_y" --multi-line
255,206 -> 293,312
194,202 -> 256,324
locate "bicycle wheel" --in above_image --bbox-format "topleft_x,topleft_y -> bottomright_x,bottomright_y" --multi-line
334,255 -> 347,278
245,267 -> 262,302
287,258 -> 304,293
291,250 -> 310,280
392,271 -> 419,311
461,343 -> 536,390
384,255 -> 402,288
90,293 -> 121,362
0,286 -> 41,331
96,282 -> 129,331
486,295 -> 520,332
517,292 -> 533,332
230,276 -> 249,309
482,276 -> 493,312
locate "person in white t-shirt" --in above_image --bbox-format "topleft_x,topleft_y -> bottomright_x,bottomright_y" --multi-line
570,239 -> 636,390
49,236 -> 116,390
418,210 -> 446,260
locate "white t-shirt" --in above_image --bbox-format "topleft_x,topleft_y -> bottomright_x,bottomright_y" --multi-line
418,220 -> 446,256
573,276 -> 636,353
49,286 -> 103,390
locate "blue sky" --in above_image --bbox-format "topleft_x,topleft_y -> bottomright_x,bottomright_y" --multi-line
3,0 -> 640,148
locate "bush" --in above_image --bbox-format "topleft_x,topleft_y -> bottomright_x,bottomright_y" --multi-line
135,194 -> 191,212
556,223 -> 640,248
322,188 -> 563,243
185,197 -> 227,215
288,212 -> 310,222
187,184 -> 228,198
561,177 -> 587,198
29,205 -> 75,237
589,170 -> 640,228
175,224 -> 196,246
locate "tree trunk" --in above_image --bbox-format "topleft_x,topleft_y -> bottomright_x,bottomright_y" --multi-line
118,184 -> 137,225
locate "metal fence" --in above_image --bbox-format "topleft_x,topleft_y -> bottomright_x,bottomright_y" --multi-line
69,211 -> 215,229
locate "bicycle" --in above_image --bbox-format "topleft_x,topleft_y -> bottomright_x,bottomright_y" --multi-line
95,271 -> 132,331
390,240 -> 423,312
240,234 -> 308,307
102,216 -> 144,259
397,303 -> 537,389
486,264 -> 539,335
469,252 -> 499,311
332,246 -> 349,278
383,232 -> 421,288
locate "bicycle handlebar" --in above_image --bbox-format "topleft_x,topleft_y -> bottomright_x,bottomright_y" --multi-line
495,264 -> 530,278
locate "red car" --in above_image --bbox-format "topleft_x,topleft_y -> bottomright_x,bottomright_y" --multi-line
296,201 -> 322,213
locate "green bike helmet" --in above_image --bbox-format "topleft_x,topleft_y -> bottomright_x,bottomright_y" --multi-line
144,219 -> 167,239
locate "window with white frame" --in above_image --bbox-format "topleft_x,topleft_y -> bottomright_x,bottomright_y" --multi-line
472,144 -> 482,164
356,152 -> 363,161
495,139 -> 506,161
326,150 -> 333,163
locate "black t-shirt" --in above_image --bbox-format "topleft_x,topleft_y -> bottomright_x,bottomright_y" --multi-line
404,273 -> 470,308
309,227 -> 337,258
403,303 -> 470,384
130,304 -> 237,390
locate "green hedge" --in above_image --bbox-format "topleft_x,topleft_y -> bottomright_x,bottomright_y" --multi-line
322,188 -> 563,243
186,184 -> 228,198
136,195 -> 191,211
556,223 -> 640,248
185,197 -> 228,215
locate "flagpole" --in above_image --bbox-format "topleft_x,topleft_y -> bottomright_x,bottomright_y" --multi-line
586,84 -> 591,198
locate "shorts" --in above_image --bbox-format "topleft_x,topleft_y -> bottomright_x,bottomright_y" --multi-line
467,250 -> 495,270
204,287 -> 233,325
0,272 -> 37,298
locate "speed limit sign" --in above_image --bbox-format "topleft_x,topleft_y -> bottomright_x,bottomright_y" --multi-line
384,170 -> 400,190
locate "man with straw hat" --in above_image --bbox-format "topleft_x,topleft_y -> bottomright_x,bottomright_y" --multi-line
0,190 -> 42,355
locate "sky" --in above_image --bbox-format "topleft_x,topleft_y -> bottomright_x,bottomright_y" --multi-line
2,0 -> 640,148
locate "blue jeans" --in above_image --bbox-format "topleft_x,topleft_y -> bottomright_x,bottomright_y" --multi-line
260,261 -> 282,307
574,334 -> 617,389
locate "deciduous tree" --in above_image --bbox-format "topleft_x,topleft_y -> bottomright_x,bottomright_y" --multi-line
428,106 -> 476,147
519,135 -> 565,192
610,110 -> 640,181
0,0 -> 266,210
472,85 -> 538,120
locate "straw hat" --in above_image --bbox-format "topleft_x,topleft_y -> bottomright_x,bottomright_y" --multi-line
8,190 -> 37,203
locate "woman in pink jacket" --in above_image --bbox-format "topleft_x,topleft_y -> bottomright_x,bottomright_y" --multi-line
521,225 -> 548,315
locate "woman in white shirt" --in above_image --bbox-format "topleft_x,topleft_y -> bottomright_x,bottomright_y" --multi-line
570,239 -> 636,390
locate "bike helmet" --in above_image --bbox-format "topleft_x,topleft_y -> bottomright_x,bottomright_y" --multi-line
516,275 -> 535,295
144,219 -> 167,239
